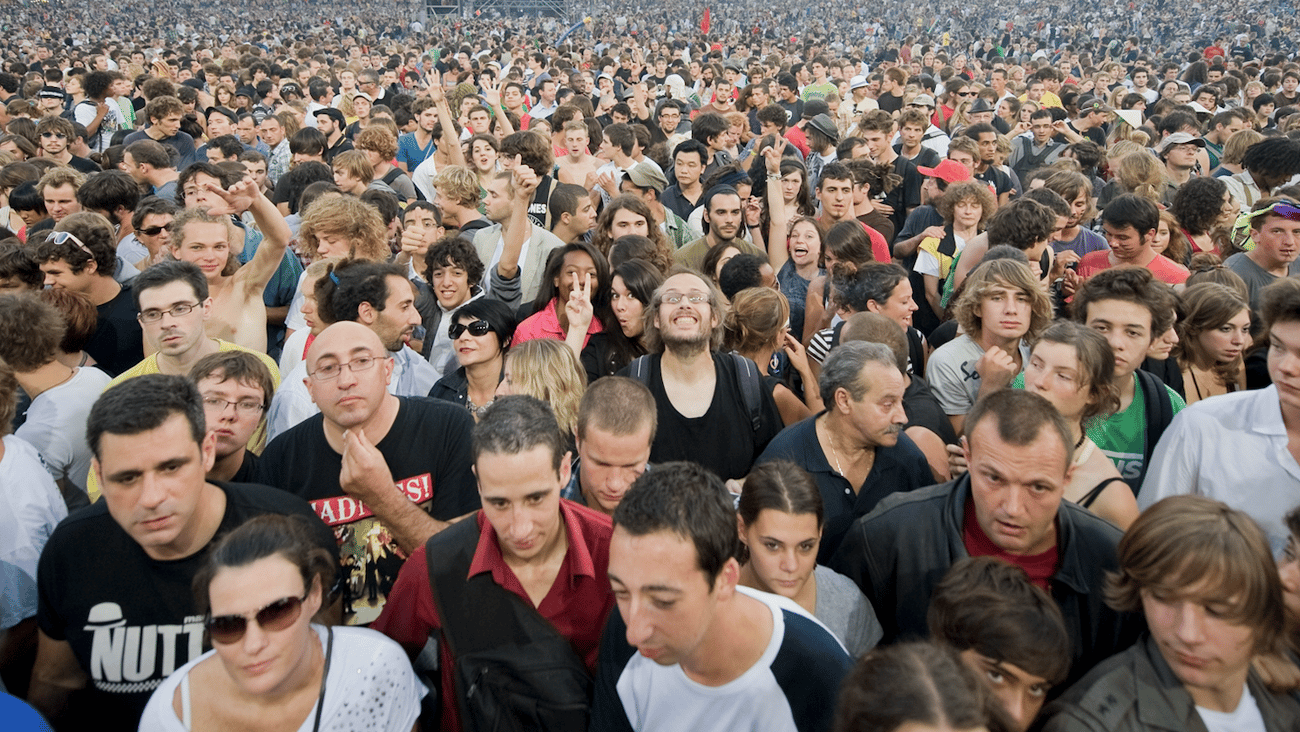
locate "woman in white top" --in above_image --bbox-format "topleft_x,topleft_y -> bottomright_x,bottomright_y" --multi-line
139,515 -> 423,732
736,460 -> 882,657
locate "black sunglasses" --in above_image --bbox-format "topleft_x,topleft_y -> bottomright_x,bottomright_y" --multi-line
138,224 -> 171,236
205,593 -> 306,645
449,319 -> 491,338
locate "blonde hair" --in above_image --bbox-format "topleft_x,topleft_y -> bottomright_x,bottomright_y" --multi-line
331,149 -> 374,183
952,259 -> 1053,341
297,196 -> 389,261
504,339 -> 587,438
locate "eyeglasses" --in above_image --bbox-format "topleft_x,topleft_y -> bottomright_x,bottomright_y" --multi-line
49,230 -> 94,258
449,319 -> 491,338
956,91 -> 975,97
41,131 -> 67,139
660,291 -> 708,305
205,593 -> 307,645
138,224 -> 172,236
138,302 -> 199,323
202,395 -> 266,415
309,354 -> 381,381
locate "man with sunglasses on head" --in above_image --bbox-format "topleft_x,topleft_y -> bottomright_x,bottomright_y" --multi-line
34,212 -> 143,376
1225,197 -> 1300,311
255,320 -> 477,626
28,375 -> 337,732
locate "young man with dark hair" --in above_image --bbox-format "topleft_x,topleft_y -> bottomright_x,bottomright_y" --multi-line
254,321 -> 477,625
28,375 -> 336,731
188,350 -> 275,483
672,185 -> 766,271
857,110 -> 923,235
0,240 -> 44,291
122,95 -> 197,169
548,181 -> 598,245
36,116 -> 99,174
1008,108 -> 1064,182
964,122 -> 1013,204
418,231 -> 519,374
661,139 -> 708,221
34,212 -> 142,376
563,377 -> 656,516
590,462 -> 851,730
1077,194 -> 1189,284
690,112 -> 734,179
77,170 -> 141,259
375,395 -> 617,731
928,557 -> 1071,732
832,389 -> 1139,689
123,139 -> 179,200
1072,267 -> 1185,494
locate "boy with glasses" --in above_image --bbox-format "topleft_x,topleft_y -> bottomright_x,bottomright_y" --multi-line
36,115 -> 99,174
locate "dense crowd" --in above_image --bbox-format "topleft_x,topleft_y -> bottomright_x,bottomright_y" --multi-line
2,3 -> 1300,731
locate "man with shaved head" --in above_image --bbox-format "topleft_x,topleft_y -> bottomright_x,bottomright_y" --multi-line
254,321 -> 478,625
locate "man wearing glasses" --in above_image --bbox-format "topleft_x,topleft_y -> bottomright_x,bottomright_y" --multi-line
28,375 -> 336,732
110,260 -> 280,384
255,321 -> 478,625
36,116 -> 100,174
618,271 -> 781,480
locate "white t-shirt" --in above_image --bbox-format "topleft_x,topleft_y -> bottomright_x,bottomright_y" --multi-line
138,625 -> 423,732
1195,684 -> 1267,732
17,366 -> 112,492
602,587 -> 849,731
0,434 -> 67,629
926,333 -> 1030,417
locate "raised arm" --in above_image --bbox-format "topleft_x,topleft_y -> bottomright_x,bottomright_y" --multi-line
205,178 -> 292,296
428,71 -> 467,168
498,156 -> 540,283
764,138 -> 791,271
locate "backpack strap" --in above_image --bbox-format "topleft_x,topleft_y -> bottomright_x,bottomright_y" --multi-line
728,352 -> 764,434
1134,369 -> 1175,494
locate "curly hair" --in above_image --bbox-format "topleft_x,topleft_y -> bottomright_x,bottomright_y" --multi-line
1169,176 -> 1229,237
590,194 -> 672,272
297,195 -> 389,261
354,125 -> 397,161
935,180 -> 997,228
952,258 -> 1053,341
0,292 -> 63,371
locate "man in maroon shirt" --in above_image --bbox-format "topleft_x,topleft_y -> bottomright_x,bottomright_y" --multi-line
373,395 -> 615,732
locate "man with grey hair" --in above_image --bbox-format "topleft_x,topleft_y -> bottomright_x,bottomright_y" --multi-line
619,270 -> 781,480
757,341 -> 932,562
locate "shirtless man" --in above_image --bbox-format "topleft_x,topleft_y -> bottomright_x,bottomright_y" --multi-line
170,177 -> 291,352
555,120 -> 603,187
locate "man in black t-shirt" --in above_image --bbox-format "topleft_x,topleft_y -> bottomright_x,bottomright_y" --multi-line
33,210 -> 143,376
617,272 -> 780,480
30,375 -> 337,732
965,123 -> 1014,205
254,321 -> 477,625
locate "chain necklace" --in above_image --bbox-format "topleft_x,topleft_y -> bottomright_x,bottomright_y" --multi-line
820,418 -> 847,476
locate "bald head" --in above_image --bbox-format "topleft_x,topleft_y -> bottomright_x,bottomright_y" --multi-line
306,321 -> 384,369
304,321 -> 394,429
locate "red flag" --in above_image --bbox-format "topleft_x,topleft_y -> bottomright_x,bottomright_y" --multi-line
701,8 -> 711,35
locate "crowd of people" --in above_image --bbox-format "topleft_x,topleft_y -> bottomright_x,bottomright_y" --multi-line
2,4 -> 1300,731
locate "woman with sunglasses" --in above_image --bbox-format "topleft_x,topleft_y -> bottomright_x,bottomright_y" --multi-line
429,299 -> 516,420
139,515 -> 422,731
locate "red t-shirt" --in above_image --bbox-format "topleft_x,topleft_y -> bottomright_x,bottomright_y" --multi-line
961,498 -> 1058,591
1077,251 -> 1189,285
372,500 -> 615,732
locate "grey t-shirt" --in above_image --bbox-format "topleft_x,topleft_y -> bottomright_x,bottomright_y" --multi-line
1224,252 -> 1300,311
814,564 -> 882,658
926,333 -> 1032,417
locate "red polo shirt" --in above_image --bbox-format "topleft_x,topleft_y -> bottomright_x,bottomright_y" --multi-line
372,499 -> 614,732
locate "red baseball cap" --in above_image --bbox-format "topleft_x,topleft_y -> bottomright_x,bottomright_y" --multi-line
916,159 -> 973,184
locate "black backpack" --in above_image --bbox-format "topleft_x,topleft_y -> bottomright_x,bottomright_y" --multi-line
424,518 -> 591,732
1132,368 -> 1176,496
